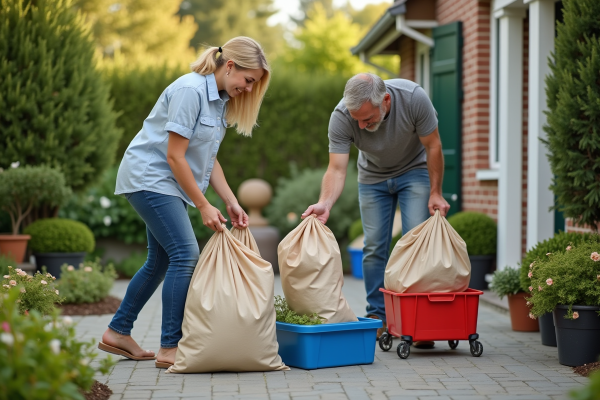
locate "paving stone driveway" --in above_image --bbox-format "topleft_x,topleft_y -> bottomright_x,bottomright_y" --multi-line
75,277 -> 588,400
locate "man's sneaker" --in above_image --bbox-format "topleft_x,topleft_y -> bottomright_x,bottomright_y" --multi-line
366,314 -> 387,339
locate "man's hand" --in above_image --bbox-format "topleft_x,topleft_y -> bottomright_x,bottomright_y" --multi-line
301,202 -> 330,224
199,203 -> 227,231
227,203 -> 248,229
428,192 -> 450,217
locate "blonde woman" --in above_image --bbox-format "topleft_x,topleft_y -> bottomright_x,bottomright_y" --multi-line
98,37 -> 270,368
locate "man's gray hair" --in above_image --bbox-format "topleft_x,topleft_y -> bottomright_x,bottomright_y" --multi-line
343,73 -> 386,112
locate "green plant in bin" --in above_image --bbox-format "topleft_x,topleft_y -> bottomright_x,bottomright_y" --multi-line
447,211 -> 497,255
274,295 -> 324,325
24,218 -> 95,253
489,267 -> 522,299
57,260 -> 117,305
1,266 -> 62,315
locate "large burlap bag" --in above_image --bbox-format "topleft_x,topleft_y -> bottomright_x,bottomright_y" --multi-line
168,226 -> 288,373
278,215 -> 357,324
384,210 -> 471,293
231,227 -> 260,255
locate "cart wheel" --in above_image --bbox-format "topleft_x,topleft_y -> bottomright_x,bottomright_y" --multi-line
378,332 -> 393,352
397,341 -> 410,359
448,340 -> 459,349
469,340 -> 483,357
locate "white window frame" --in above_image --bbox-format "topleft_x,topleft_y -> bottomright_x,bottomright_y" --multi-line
489,10 -> 501,170
415,40 -> 430,97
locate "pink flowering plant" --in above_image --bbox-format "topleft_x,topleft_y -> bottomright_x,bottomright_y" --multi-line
1,266 -> 62,315
57,260 -> 116,304
0,289 -> 114,399
527,241 -> 600,319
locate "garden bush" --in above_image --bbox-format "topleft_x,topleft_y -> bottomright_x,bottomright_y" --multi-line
266,164 -> 360,239
489,267 -> 522,299
1,266 -> 61,315
24,218 -> 95,254
0,289 -> 114,399
60,166 -> 227,244
274,295 -> 323,325
545,0 -> 600,230
115,251 -> 147,278
0,166 -> 71,234
519,231 -> 600,292
57,261 -> 117,304
0,0 -> 121,192
447,211 -> 497,256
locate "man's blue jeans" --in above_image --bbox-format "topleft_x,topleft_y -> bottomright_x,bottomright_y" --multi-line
359,168 -> 431,321
108,191 -> 199,348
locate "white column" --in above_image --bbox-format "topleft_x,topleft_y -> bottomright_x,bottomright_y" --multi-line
495,7 -> 526,270
525,0 -> 555,250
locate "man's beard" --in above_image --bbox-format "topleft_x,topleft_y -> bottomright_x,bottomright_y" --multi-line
364,105 -> 385,132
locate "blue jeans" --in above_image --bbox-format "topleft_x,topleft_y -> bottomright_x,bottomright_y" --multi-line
108,191 -> 199,348
359,168 -> 431,321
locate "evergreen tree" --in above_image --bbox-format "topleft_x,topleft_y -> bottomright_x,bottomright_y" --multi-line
0,0 -> 121,192
73,0 -> 197,67
545,0 -> 600,230
178,0 -> 282,57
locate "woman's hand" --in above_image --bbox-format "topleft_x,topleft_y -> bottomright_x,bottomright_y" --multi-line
227,203 -> 248,229
199,203 -> 227,231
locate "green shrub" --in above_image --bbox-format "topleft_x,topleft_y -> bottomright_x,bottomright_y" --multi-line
390,231 -> 403,254
274,295 -> 323,325
115,251 -> 147,278
348,219 -> 363,242
447,211 -> 497,256
528,241 -> 600,318
571,369 -> 600,400
545,0 -> 600,230
0,254 -> 16,276
519,232 -> 600,292
0,0 -> 121,192
59,166 -> 226,244
489,267 -> 522,299
1,266 -> 62,315
0,166 -> 71,234
0,289 -> 115,399
57,261 -> 117,304
24,218 -> 95,254
266,164 -> 360,239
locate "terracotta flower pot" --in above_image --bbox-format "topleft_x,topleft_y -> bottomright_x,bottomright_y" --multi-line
0,234 -> 31,264
507,292 -> 539,332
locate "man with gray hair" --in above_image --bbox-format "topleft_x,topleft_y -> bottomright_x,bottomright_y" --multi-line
302,73 -> 449,346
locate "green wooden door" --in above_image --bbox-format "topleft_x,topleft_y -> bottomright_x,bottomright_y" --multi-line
431,21 -> 463,216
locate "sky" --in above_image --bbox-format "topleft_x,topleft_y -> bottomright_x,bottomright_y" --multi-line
268,0 -> 392,26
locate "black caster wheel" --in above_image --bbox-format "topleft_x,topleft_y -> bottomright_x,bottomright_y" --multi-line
379,332 -> 393,352
470,340 -> 483,357
397,341 -> 410,359
448,340 -> 459,349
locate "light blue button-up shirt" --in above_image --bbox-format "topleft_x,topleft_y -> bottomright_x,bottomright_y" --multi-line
115,73 -> 229,206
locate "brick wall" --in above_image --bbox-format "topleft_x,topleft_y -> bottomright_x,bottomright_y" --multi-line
565,219 -> 600,234
399,36 -> 416,81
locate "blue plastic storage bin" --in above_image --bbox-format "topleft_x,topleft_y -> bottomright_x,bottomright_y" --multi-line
276,317 -> 382,369
347,247 -> 363,279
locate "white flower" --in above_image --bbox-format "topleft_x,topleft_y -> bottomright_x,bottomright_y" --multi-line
2,285 -> 9,289
1,332 -> 14,346
80,357 -> 90,366
67,265 -> 75,271
62,316 -> 73,326
99,196 -> 111,209
3,275 -> 9,279
84,266 -> 93,272
49,339 -> 61,355
40,280 -> 47,285
10,161 -> 19,168
103,215 -> 112,226
44,323 -> 53,332
17,270 -> 27,277
55,290 -> 59,295
15,268 -> 22,273
20,288 -> 26,293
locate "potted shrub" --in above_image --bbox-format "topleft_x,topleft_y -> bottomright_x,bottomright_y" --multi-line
520,232 -> 600,346
0,166 -> 71,263
448,212 -> 497,290
489,267 -> 538,332
528,241 -> 600,366
24,218 -> 95,279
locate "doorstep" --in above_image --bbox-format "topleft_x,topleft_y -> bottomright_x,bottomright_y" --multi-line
479,290 -> 509,314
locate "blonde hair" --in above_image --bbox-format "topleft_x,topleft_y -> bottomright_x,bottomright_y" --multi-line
190,36 -> 270,137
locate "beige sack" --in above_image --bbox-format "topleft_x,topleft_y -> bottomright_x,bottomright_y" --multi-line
384,210 -> 471,293
278,215 -> 357,324
168,227 -> 288,373
231,227 -> 260,255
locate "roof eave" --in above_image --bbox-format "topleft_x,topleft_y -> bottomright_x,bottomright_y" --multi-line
351,3 -> 407,56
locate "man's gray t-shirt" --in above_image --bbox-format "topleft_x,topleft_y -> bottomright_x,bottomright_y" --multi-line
328,79 -> 438,184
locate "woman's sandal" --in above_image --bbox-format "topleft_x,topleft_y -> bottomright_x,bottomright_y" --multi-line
98,342 -> 156,361
155,361 -> 174,369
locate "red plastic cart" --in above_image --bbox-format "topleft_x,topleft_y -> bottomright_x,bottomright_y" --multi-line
378,288 -> 484,359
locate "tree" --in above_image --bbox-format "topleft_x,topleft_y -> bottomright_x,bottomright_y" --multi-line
72,0 -> 197,67
0,0 -> 121,192
178,0 -> 282,57
544,0 -> 600,230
